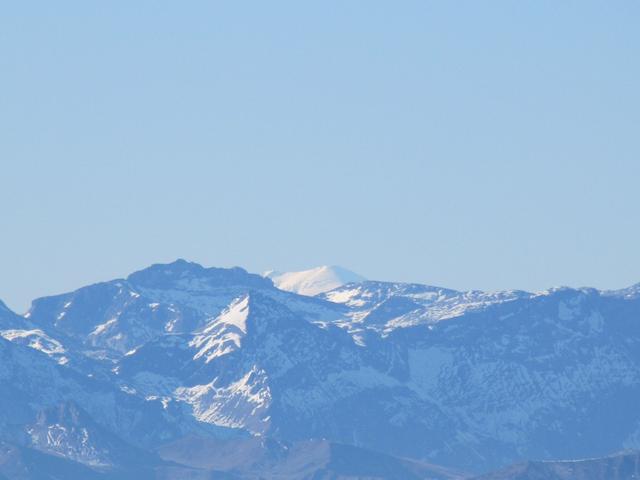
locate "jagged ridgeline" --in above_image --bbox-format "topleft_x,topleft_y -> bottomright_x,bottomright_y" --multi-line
1,260 -> 640,479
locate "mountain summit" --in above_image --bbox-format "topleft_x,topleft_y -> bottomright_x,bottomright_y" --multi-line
263,265 -> 366,296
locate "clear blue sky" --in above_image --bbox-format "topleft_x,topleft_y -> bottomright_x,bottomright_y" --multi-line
2,1 -> 639,312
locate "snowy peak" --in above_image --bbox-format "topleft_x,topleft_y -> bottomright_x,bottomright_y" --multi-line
264,265 -> 365,296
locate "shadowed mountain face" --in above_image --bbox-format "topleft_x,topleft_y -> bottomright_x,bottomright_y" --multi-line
157,435 -> 467,480
473,451 -> 640,480
0,300 -> 26,329
0,437 -> 465,480
1,260 -> 640,477
0,440 -> 233,480
0,442 -> 109,480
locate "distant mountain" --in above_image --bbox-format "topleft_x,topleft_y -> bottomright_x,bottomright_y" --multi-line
1,260 -> 640,477
319,280 -> 530,334
24,259 -> 342,357
473,450 -> 640,480
264,265 -> 366,296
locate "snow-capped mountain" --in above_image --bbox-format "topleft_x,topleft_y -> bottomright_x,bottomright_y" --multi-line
264,265 -> 366,296
25,259 -> 342,357
320,281 -> 532,336
1,259 -> 640,478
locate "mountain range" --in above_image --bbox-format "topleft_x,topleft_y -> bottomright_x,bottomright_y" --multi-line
1,260 -> 639,479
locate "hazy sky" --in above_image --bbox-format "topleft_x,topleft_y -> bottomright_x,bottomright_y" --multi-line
2,1 -> 639,312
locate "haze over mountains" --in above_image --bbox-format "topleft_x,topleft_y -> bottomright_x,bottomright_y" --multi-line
1,260 -> 639,479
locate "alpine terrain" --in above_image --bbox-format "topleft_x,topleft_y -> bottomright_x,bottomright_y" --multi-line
1,260 -> 639,479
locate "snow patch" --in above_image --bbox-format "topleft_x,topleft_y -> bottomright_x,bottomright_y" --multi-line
190,296 -> 250,363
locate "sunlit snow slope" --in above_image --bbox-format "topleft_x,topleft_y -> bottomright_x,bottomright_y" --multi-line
264,265 -> 365,296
